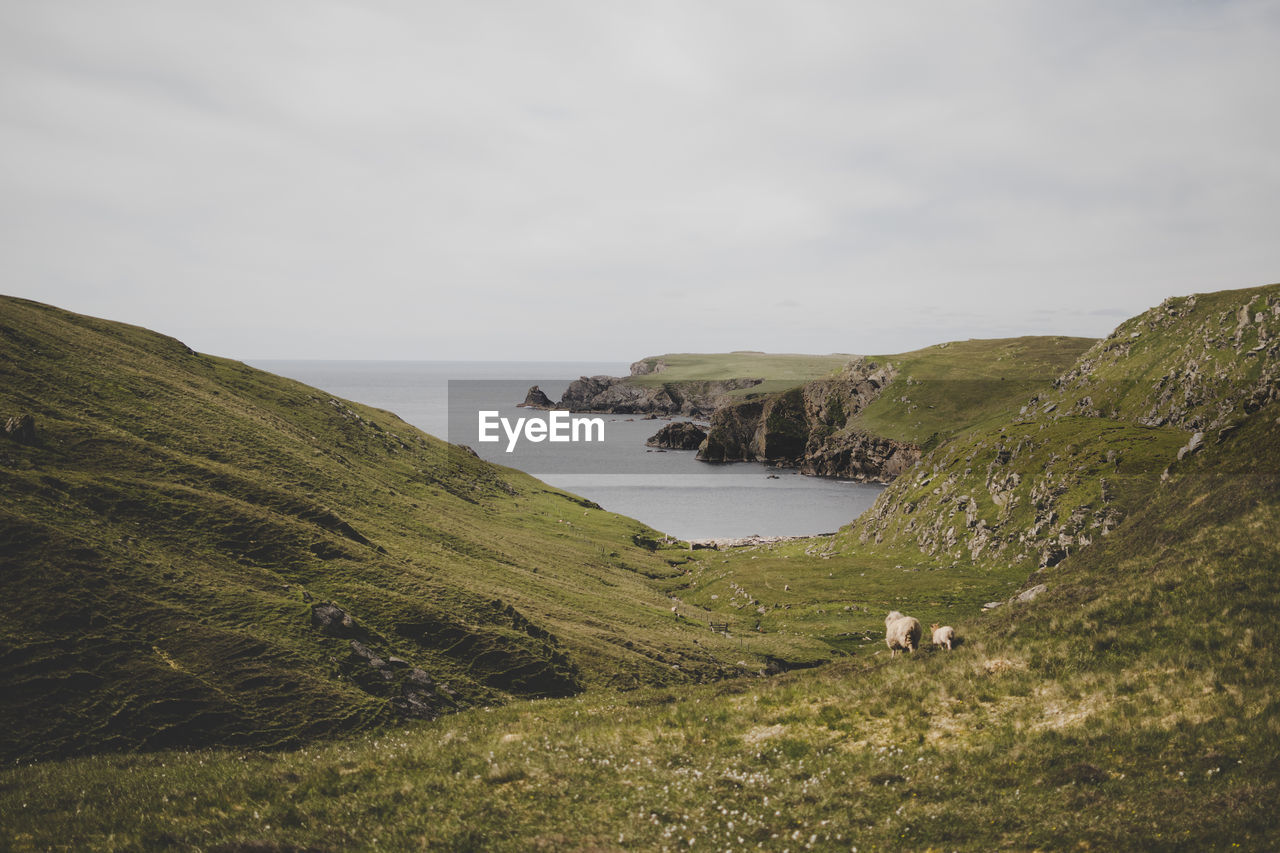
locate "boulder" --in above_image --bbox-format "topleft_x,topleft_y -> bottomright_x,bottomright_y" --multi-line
405,667 -> 436,689
1176,431 -> 1205,461
310,602 -> 359,637
1015,583 -> 1048,603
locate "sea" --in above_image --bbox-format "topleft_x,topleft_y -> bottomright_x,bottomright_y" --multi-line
249,360 -> 883,541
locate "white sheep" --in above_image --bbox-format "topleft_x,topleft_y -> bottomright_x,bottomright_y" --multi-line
885,610 -> 921,656
931,623 -> 955,651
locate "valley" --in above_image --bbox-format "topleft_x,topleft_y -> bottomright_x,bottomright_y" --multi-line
2,284 -> 1278,850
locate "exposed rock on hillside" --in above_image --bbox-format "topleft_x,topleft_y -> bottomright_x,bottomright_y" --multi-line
4,414 -> 36,444
1036,288 -> 1280,431
646,421 -> 708,450
848,419 -> 1165,568
310,602 -> 361,638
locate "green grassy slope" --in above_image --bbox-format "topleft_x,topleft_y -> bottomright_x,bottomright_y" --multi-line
0,296 -> 826,762
852,335 -> 1097,445
842,283 -> 1280,570
4,373 -> 1276,851
1032,283 -> 1280,429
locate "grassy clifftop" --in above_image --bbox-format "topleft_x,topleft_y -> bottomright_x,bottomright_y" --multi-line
852,335 -> 1097,445
627,352 -> 855,396
0,296 -> 825,761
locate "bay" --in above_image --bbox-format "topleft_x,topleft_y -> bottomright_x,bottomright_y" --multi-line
250,360 -> 883,540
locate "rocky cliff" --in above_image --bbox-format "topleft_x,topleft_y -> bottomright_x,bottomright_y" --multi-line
697,359 -> 918,481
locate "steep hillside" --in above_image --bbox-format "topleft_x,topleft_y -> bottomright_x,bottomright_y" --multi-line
4,352 -> 1276,850
0,297 -> 825,761
1034,284 -> 1280,429
844,283 -> 1280,569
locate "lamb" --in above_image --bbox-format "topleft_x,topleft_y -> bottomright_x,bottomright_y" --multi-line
885,610 -> 922,656
931,623 -> 955,651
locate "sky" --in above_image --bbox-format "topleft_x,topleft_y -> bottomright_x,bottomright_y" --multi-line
2,1 -> 1278,362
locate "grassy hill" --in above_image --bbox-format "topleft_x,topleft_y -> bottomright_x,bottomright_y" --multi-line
845,283 -> 1280,570
0,296 -> 827,761
3,328 -> 1276,850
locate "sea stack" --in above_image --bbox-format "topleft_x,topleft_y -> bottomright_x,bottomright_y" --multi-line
519,385 -> 556,409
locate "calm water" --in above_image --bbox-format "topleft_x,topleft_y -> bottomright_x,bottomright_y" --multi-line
251,360 -> 883,540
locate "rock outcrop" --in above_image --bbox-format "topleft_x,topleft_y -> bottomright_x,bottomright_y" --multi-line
310,602 -> 362,638
4,414 -> 36,444
345,638 -> 459,719
645,421 -> 708,450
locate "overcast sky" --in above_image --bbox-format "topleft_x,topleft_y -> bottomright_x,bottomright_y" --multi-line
2,2 -> 1278,361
